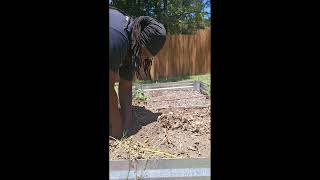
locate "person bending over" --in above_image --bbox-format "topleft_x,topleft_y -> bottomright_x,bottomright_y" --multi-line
109,6 -> 166,138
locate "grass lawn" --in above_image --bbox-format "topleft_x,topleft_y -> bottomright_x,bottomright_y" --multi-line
115,73 -> 211,96
134,73 -> 211,85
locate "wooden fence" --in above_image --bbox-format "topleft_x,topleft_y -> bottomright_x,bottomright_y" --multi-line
149,27 -> 211,80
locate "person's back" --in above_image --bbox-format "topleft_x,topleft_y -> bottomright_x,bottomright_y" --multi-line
109,7 -> 135,81
108,7 -> 167,138
109,8 -> 129,41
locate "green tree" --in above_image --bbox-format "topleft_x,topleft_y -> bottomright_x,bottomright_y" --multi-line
110,0 -> 211,34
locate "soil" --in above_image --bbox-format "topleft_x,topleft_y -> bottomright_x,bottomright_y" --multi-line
109,89 -> 212,160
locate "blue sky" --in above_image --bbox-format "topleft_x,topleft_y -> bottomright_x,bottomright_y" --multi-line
204,3 -> 211,19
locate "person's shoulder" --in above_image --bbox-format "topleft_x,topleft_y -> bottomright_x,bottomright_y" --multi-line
109,6 -> 128,16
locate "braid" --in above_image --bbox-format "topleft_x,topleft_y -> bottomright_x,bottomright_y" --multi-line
110,6 -> 158,80
143,58 -> 153,80
128,17 -> 153,80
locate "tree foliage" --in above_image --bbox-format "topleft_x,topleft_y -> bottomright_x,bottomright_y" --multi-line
110,0 -> 211,34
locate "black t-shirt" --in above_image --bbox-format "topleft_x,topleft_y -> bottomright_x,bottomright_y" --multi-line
109,8 -> 134,81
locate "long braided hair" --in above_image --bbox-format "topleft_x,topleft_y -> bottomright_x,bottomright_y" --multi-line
109,6 -> 162,80
126,16 -> 153,80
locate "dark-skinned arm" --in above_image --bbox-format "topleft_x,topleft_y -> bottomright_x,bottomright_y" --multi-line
118,78 -> 133,131
109,71 -> 123,138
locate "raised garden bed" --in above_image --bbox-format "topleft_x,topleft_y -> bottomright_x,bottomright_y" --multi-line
109,81 -> 212,161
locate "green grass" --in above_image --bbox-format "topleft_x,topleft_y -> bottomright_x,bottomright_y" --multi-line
134,73 -> 211,96
133,73 -> 211,85
114,73 -> 211,96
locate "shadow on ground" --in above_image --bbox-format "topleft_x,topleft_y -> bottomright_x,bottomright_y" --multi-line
125,105 -> 162,137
